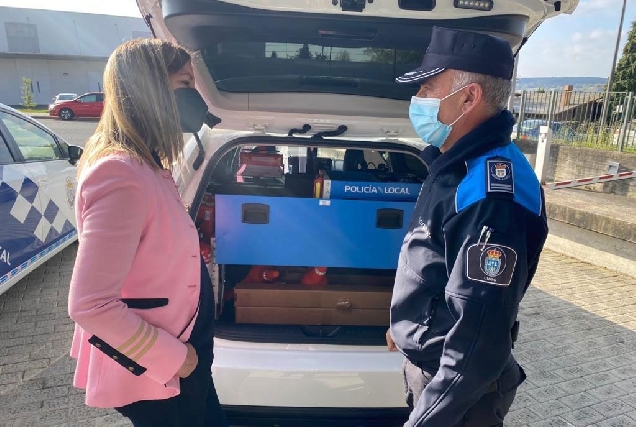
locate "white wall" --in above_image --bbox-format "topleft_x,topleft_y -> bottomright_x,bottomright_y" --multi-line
0,7 -> 149,57
0,58 -> 107,105
0,7 -> 149,106
0,59 -> 20,104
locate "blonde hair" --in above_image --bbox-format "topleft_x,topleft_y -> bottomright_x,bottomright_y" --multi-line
78,38 -> 191,175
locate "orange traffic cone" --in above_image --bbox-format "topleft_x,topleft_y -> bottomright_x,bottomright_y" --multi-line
241,265 -> 280,284
301,267 -> 328,286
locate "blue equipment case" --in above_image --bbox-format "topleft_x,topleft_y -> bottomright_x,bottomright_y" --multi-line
215,195 -> 415,270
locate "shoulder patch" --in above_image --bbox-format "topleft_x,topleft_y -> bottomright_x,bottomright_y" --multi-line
466,244 -> 518,287
486,159 -> 514,194
457,145 -> 542,216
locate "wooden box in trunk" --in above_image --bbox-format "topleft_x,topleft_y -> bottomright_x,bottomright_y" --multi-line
234,283 -> 392,326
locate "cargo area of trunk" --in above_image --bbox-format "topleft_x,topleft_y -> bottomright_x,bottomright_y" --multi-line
195,140 -> 428,345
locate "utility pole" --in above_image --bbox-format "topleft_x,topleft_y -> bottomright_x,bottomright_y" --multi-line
508,53 -> 520,113
600,0 -> 628,125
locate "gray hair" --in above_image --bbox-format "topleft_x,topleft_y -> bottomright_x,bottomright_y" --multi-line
451,71 -> 512,113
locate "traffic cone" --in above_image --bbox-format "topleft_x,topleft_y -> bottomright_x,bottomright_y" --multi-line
301,267 -> 328,286
241,265 -> 280,284
199,242 -> 211,265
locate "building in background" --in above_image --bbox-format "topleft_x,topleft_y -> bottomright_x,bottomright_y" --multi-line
0,7 -> 149,106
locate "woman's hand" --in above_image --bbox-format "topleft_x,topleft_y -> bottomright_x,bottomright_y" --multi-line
177,343 -> 198,378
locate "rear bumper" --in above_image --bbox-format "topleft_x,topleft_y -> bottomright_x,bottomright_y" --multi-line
223,405 -> 409,427
212,338 -> 408,409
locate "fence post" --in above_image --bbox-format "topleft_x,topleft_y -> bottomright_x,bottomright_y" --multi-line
547,90 -> 558,128
516,90 -> 527,140
535,125 -> 553,184
618,92 -> 633,152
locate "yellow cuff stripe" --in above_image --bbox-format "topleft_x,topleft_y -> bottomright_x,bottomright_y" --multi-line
115,321 -> 159,360
116,321 -> 146,354
131,326 -> 159,362
126,323 -> 154,359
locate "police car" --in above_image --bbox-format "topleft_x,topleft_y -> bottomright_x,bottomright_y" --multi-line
0,104 -> 82,297
138,0 -> 578,425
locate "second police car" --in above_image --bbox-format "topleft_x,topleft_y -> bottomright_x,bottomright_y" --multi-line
0,103 -> 82,297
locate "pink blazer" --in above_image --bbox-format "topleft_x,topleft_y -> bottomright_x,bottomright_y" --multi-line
68,153 -> 201,408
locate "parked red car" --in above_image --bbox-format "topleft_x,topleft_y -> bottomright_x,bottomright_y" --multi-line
48,92 -> 104,120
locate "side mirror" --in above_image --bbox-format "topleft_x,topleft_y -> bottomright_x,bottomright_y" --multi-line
68,145 -> 83,165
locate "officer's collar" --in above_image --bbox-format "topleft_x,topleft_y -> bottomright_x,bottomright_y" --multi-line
427,110 -> 515,177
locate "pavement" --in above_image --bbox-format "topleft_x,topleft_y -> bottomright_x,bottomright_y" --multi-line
0,244 -> 635,427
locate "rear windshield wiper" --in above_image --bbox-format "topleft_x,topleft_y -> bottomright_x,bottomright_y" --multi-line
311,125 -> 348,140
288,124 -> 312,137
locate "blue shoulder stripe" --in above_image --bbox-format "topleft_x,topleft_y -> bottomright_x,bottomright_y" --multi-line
456,143 -> 542,216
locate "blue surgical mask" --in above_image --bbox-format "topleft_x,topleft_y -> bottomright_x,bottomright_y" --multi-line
409,86 -> 466,148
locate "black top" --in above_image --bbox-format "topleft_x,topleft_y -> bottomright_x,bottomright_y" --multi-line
151,151 -> 216,356
188,256 -> 216,357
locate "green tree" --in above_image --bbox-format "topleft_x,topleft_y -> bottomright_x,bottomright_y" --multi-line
335,50 -> 351,62
21,77 -> 36,109
295,44 -> 312,60
613,20 -> 636,93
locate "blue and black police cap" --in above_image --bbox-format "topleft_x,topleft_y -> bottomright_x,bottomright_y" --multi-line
396,26 -> 514,84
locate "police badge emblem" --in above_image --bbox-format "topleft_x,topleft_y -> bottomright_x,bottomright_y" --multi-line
486,159 -> 514,194
65,177 -> 75,208
466,244 -> 517,286
493,163 -> 509,179
482,247 -> 505,277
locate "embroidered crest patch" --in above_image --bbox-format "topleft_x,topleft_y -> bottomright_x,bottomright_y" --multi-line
486,159 -> 514,194
466,244 -> 518,286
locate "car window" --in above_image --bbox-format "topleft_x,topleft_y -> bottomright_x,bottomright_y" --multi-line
203,41 -> 422,101
0,133 -> 14,164
0,111 -> 63,161
96,94 -> 104,102
80,94 -> 98,103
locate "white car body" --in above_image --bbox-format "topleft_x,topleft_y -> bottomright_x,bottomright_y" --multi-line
0,104 -> 81,297
136,0 -> 579,424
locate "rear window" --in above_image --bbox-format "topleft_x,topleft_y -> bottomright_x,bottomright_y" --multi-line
202,42 -> 422,101
207,144 -> 427,199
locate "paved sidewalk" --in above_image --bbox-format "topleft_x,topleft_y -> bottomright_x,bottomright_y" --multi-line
0,243 -> 635,426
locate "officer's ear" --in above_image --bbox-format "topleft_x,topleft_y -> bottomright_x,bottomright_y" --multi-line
460,82 -> 484,116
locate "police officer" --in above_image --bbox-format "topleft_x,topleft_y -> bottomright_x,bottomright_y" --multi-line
387,27 -> 548,427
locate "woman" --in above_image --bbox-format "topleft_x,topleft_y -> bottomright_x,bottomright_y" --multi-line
68,38 -> 228,427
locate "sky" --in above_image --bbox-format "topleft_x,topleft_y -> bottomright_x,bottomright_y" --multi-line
0,0 -> 634,78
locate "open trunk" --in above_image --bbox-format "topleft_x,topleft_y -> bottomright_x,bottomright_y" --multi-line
195,138 -> 428,345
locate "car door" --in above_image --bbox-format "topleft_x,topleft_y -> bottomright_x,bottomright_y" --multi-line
76,94 -> 98,118
0,110 -> 77,247
94,93 -> 105,118
0,118 -> 46,291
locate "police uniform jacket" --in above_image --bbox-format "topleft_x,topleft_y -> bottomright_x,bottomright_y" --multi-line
389,110 -> 548,426
68,153 -> 202,408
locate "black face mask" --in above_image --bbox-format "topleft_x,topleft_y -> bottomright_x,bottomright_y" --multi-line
174,87 -> 209,133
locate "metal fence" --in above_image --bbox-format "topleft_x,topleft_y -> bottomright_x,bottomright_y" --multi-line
511,90 -> 636,152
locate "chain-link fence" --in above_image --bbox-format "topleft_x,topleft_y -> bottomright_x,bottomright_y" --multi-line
511,90 -> 636,153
